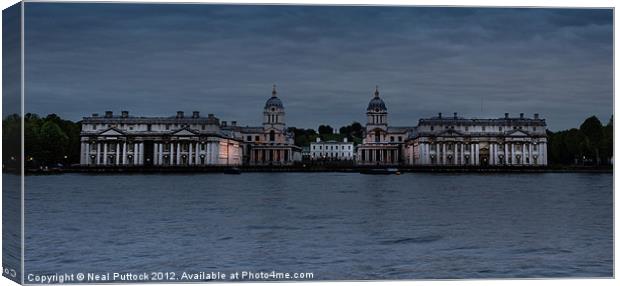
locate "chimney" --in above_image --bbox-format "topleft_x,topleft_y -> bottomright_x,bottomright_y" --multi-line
208,113 -> 214,118
453,112 -> 457,119
176,111 -> 184,118
534,113 -> 539,119
438,112 -> 442,119
343,137 -> 348,143
121,111 -> 129,118
231,121 -> 237,126
104,111 -> 113,118
504,113 -> 509,119
192,111 -> 200,118
316,137 -> 321,143
520,113 -> 524,119
221,121 -> 227,127
91,113 -> 99,117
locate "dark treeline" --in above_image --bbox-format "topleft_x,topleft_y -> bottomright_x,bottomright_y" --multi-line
2,114 -> 613,168
547,116 -> 613,166
3,113 -> 81,168
288,122 -> 364,147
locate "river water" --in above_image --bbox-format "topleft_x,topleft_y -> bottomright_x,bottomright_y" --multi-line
18,172 -> 612,281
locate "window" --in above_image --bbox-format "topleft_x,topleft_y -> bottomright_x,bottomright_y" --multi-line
465,126 -> 469,131
247,136 -> 252,141
255,136 -> 259,141
430,126 -> 434,131
92,125 -> 96,130
482,126 -> 486,131
499,127 -> 503,131
202,124 -> 206,130
375,131 -> 381,143
533,127 -> 537,131
398,136 -> 402,142
147,124 -> 152,131
166,124 -> 170,130
390,136 -> 395,142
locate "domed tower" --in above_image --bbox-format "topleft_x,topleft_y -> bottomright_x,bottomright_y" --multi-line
366,85 -> 388,132
263,84 -> 286,132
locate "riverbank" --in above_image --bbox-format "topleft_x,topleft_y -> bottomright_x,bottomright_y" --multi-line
10,164 -> 613,174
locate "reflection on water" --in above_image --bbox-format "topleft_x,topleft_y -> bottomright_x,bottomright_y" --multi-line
23,172 -> 612,280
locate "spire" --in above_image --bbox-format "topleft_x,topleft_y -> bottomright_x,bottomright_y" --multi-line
374,85 -> 379,98
272,84 -> 277,97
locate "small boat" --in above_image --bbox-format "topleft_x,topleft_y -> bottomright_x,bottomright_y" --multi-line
360,168 -> 401,175
223,167 -> 242,174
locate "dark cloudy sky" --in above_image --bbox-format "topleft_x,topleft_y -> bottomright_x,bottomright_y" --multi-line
23,3 -> 613,131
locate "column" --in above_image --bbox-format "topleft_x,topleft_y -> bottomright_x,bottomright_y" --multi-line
80,143 -> 86,165
511,143 -> 516,165
133,143 -> 138,165
189,143 -> 193,165
176,142 -> 181,165
138,142 -> 144,165
195,142 -> 200,165
96,143 -> 101,165
169,142 -> 174,165
474,143 -> 479,165
460,143 -> 464,165
153,143 -> 158,165
115,143 -> 120,165
85,143 -> 90,165
504,143 -> 508,165
541,142 -> 547,165
122,142 -> 127,165
103,143 -> 108,165
528,143 -> 532,165
469,143 -> 474,165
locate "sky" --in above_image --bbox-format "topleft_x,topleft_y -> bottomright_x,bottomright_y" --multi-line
21,3 -> 613,131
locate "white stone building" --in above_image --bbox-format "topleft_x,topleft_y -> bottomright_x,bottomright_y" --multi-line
223,85 -> 302,165
310,137 -> 355,160
405,112 -> 548,166
79,111 -> 243,166
356,87 -> 415,165
79,85 -> 301,167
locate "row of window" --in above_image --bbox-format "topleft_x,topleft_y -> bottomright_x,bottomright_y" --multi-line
429,125 -> 537,132
311,145 -> 353,150
91,123 -> 209,132
373,132 -> 404,143
90,143 -> 210,153
428,143 -> 539,152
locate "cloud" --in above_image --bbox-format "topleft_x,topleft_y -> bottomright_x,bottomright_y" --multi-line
23,4 -> 613,131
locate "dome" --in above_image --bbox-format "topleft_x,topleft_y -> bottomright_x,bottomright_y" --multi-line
265,96 -> 283,109
265,84 -> 284,109
367,86 -> 387,112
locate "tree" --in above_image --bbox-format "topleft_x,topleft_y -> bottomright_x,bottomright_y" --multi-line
318,125 -> 333,135
580,116 -> 604,165
38,121 -> 69,166
339,121 -> 364,140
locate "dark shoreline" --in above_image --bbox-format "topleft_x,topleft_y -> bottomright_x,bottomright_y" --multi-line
6,165 -> 613,175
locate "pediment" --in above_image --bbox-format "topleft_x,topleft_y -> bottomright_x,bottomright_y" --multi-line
506,130 -> 529,137
99,128 -> 124,136
172,128 -> 197,136
437,129 -> 464,136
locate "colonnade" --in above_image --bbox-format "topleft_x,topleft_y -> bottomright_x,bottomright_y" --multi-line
415,141 -> 547,166
358,148 -> 399,165
249,148 -> 293,165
